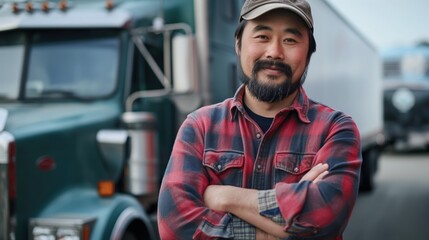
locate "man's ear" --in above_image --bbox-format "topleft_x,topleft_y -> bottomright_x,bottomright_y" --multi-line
235,38 -> 240,55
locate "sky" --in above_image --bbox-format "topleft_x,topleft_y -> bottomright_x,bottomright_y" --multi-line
325,0 -> 429,50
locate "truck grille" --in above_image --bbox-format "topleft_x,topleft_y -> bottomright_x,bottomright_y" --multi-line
384,88 -> 429,125
383,60 -> 401,78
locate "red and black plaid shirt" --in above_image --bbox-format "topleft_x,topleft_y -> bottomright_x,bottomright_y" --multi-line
158,85 -> 361,239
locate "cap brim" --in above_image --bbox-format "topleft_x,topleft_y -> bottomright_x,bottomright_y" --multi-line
241,3 -> 313,29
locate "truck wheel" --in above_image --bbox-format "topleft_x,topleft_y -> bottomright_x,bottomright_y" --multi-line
123,231 -> 138,240
359,148 -> 380,192
121,219 -> 157,240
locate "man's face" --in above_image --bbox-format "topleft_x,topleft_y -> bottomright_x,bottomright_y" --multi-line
237,9 -> 310,103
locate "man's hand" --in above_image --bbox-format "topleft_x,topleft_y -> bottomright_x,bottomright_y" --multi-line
300,163 -> 329,183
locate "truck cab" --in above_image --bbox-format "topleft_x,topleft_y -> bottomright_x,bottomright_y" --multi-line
383,44 -> 429,150
0,0 -> 245,239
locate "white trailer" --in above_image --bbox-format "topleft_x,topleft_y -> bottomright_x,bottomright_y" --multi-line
306,0 -> 385,191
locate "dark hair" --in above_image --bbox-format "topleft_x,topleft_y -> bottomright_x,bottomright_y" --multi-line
234,20 -> 317,62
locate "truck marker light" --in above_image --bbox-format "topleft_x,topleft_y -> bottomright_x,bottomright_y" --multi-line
106,0 -> 114,10
36,156 -> 56,172
12,2 -> 19,13
8,141 -> 16,199
25,2 -> 34,13
83,224 -> 91,240
59,0 -> 68,11
41,1 -> 50,12
98,180 -> 115,197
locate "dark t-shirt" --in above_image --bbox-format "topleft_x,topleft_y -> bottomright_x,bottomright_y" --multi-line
243,103 -> 273,133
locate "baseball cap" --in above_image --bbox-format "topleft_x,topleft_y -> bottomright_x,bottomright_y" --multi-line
240,0 -> 313,31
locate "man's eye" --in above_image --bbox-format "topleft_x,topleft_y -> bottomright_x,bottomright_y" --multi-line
284,38 -> 297,44
256,35 -> 269,40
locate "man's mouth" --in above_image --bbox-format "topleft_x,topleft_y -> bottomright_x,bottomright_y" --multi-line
266,66 -> 281,70
262,66 -> 284,75
252,60 -> 292,79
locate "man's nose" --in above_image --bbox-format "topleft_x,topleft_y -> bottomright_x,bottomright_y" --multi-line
265,40 -> 285,60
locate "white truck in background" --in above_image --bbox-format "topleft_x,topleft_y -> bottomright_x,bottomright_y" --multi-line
306,0 -> 385,191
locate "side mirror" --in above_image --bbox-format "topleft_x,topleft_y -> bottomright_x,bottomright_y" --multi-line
172,34 -> 198,93
0,108 -> 8,132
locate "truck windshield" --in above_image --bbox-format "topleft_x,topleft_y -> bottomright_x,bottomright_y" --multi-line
25,30 -> 120,100
383,50 -> 429,83
0,30 -> 120,101
0,32 -> 25,100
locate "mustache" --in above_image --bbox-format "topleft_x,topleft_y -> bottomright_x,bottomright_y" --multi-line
252,60 -> 292,78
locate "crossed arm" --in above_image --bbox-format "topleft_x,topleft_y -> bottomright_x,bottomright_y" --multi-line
158,111 -> 361,239
203,163 -> 330,239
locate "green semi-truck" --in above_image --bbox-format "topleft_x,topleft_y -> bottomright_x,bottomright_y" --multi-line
0,0 -> 383,239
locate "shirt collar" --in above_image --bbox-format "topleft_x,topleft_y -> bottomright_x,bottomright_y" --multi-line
230,84 -> 310,123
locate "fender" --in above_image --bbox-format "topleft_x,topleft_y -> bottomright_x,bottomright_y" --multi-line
108,206 -> 156,240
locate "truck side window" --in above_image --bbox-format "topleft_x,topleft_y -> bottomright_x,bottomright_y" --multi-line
130,36 -> 164,94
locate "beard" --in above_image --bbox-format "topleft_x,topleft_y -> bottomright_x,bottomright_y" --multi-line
239,59 -> 306,103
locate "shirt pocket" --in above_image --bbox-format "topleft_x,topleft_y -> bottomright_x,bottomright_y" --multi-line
274,153 -> 315,184
203,150 -> 244,187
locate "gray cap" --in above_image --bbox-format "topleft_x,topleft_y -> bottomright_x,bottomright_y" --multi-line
240,0 -> 313,30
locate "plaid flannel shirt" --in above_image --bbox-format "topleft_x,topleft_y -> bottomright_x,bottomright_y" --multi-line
158,85 -> 362,240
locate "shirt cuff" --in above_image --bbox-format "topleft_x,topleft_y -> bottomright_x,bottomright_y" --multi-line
258,189 -> 286,226
194,213 -> 234,239
258,189 -> 280,217
231,215 -> 256,240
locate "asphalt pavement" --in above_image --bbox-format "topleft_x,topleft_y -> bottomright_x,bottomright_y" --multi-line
344,150 -> 429,240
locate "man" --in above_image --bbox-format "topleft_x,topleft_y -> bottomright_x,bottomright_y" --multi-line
158,0 -> 361,239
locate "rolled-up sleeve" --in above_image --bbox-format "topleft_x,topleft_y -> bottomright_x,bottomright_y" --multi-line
158,115 -> 236,239
275,115 -> 362,239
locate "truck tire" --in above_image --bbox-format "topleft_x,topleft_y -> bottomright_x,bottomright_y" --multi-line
359,148 -> 380,192
123,231 -> 138,240
122,220 -> 157,240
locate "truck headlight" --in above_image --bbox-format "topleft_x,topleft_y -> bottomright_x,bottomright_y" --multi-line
32,226 -> 55,240
29,217 -> 95,240
392,88 -> 415,113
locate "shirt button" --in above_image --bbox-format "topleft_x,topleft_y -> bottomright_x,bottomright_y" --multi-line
256,133 -> 262,139
294,167 -> 299,173
257,164 -> 262,170
217,164 -> 222,170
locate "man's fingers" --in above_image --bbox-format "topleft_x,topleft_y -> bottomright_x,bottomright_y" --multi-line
300,163 -> 329,182
313,170 -> 329,183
